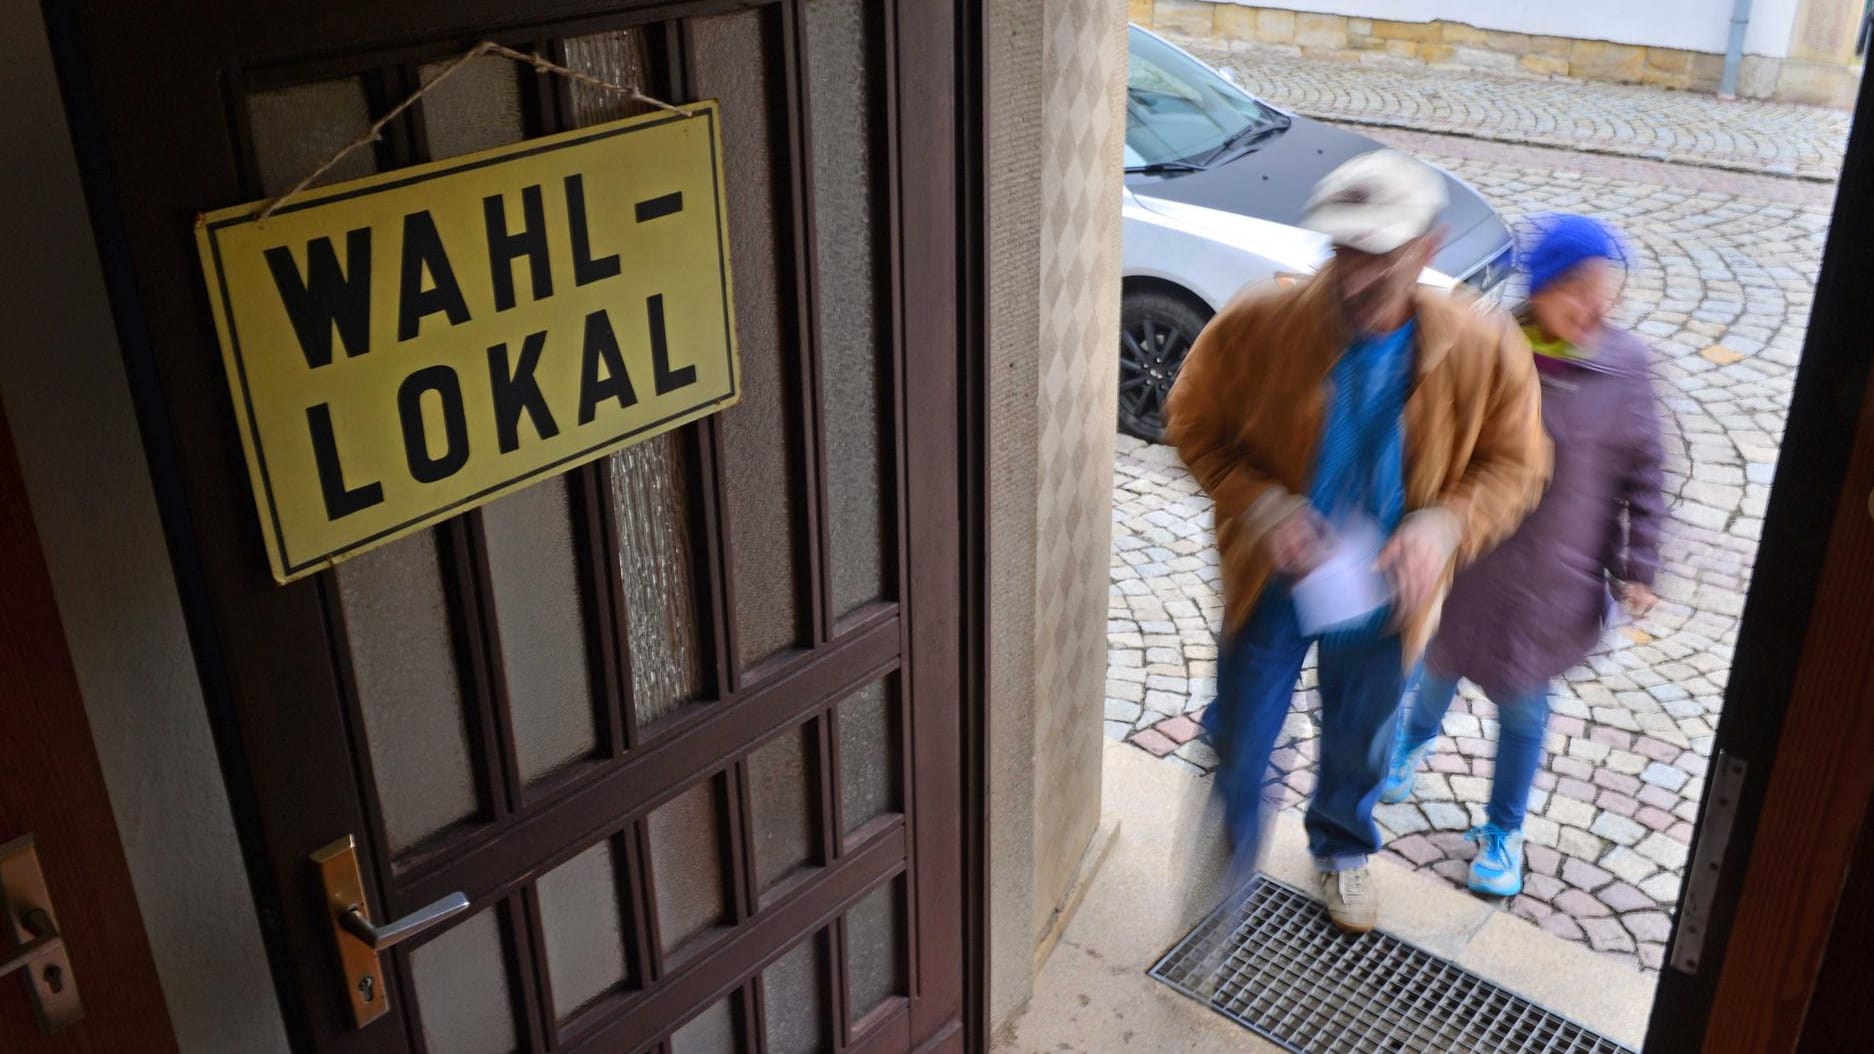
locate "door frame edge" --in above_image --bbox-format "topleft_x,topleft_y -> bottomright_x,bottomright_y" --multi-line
956,0 -> 990,1047
1643,54 -> 1874,1054
34,3 -> 318,1047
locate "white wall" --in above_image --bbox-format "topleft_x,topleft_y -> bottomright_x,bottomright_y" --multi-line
1229,0 -> 1803,57
0,2 -> 291,1051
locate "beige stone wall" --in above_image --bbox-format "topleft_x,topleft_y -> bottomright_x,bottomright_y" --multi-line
986,0 -> 1045,1027
987,0 -> 1125,1032
1789,0 -> 1860,62
1133,0 -> 1862,106
1779,0 -> 1864,103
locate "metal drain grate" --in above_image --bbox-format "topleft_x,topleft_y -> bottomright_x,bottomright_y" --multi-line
1151,875 -> 1638,1054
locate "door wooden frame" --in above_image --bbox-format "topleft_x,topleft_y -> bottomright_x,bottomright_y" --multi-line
43,0 -> 993,1049
62,0 -> 1874,1043
0,400 -> 177,1050
955,0 -> 989,1048
1642,57 -> 1874,1054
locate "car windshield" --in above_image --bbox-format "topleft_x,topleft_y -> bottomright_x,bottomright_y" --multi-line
1125,26 -> 1278,169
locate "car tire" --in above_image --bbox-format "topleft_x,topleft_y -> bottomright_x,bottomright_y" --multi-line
1119,288 -> 1211,443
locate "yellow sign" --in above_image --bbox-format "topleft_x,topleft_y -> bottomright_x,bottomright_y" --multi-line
195,103 -> 738,583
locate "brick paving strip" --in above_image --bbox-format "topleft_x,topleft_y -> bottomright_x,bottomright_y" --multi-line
1169,35 -> 1852,183
1109,89 -> 1832,971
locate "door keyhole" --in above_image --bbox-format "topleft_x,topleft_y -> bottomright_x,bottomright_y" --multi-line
42,964 -> 63,994
357,974 -> 375,1003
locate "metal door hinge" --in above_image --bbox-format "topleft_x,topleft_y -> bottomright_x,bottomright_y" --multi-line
1669,752 -> 1748,975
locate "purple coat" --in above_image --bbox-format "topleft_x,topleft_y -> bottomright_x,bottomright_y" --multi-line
1425,325 -> 1666,698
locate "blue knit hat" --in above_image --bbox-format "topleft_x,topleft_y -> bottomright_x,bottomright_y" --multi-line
1523,213 -> 1626,298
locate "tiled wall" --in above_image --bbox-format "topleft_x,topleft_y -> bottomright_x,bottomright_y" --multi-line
1033,0 -> 1126,950
987,0 -> 1125,1031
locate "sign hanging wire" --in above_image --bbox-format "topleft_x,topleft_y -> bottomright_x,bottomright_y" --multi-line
256,40 -> 695,223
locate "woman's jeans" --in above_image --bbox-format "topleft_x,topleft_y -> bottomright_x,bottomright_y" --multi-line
1205,591 -> 1408,877
1404,670 -> 1550,831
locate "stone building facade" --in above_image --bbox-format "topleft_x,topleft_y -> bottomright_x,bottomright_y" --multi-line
1131,0 -> 1865,107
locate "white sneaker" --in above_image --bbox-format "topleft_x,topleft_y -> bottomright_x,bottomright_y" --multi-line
1321,867 -> 1378,934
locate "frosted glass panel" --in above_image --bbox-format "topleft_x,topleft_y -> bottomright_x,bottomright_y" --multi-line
247,78 -> 377,194
536,838 -> 631,1019
255,80 -> 478,855
609,436 -> 706,727
560,28 -> 709,727
748,726 -> 816,890
419,55 -> 525,159
844,880 -> 903,1024
804,0 -> 891,619
694,8 -> 805,669
562,30 -> 656,122
670,993 -> 741,1053
337,535 -> 478,852
838,680 -> 898,836
482,480 -> 599,783
648,778 -> 728,954
409,908 -> 518,1054
762,933 -> 829,1054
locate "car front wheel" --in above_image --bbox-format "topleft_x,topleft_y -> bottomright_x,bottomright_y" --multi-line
1119,288 -> 1210,442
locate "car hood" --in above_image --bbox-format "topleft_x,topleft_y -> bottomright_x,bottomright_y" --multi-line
1126,114 -> 1505,279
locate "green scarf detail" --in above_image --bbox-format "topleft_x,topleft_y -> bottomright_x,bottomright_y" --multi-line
1523,323 -> 1591,362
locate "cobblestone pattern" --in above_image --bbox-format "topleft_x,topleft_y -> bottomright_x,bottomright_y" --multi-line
1109,155 -> 1830,973
1168,35 -> 1852,182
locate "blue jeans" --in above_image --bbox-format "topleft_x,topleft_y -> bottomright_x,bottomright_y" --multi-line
1404,670 -> 1550,830
1204,590 -> 1408,875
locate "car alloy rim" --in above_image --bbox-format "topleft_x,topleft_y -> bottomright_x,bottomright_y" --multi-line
1120,317 -> 1188,433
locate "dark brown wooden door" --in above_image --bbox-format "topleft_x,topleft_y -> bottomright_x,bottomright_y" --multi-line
0,406 -> 177,1050
50,1 -> 964,1051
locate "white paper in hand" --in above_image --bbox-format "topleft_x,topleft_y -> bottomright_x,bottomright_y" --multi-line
1291,518 -> 1390,637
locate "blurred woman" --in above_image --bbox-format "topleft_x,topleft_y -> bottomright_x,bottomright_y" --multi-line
1379,213 -> 1668,897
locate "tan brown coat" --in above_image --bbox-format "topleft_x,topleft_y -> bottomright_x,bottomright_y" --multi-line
1166,268 -> 1552,662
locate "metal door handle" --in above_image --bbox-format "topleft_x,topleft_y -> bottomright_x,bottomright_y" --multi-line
312,834 -> 472,1028
0,910 -> 61,977
1,835 -> 83,1032
338,893 -> 469,951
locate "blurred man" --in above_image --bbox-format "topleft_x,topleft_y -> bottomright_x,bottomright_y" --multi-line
1167,150 -> 1549,932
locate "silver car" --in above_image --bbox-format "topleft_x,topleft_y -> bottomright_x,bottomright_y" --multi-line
1120,24 -> 1515,440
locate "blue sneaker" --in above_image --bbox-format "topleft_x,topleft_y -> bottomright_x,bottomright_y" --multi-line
1465,824 -> 1525,898
1379,736 -> 1435,804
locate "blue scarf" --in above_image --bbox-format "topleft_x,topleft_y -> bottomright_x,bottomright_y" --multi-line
1306,321 -> 1414,637
1310,321 -> 1413,531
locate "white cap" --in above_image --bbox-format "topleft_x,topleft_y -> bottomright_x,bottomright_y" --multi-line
1303,150 -> 1449,254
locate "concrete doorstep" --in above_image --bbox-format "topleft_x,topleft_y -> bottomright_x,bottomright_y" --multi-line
1035,818 -> 1125,976
992,743 -> 1653,1052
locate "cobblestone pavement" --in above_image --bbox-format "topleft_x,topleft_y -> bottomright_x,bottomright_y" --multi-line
1109,148 -> 1831,973
1170,35 -> 1853,182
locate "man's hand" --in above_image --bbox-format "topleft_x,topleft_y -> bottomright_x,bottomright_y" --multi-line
1265,507 -> 1329,576
1618,581 -> 1658,618
1379,509 -> 1461,622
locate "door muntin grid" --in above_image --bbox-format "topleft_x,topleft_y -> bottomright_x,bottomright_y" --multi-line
226,3 -> 923,1048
